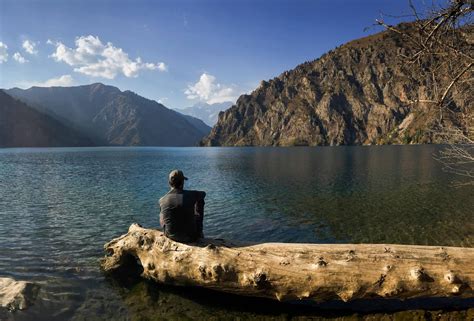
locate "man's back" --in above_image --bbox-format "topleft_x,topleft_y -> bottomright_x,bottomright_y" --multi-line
159,189 -> 206,242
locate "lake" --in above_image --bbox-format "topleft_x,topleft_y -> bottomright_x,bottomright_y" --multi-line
0,146 -> 473,320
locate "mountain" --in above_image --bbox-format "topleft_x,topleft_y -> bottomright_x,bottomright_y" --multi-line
0,90 -> 94,147
175,102 -> 233,126
178,114 -> 212,136
6,84 -> 210,146
202,25 -> 471,146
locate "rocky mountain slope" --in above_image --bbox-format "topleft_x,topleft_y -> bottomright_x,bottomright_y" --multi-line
7,84 -> 210,146
178,114 -> 213,135
202,25 -> 472,146
0,91 -> 94,147
176,102 -> 233,126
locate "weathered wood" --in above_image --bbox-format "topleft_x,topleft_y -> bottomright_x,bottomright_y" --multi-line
101,224 -> 474,302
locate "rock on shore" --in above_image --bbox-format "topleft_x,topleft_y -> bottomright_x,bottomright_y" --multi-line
0,277 -> 39,311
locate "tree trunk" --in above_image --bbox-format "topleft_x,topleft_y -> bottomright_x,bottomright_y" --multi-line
101,224 -> 474,302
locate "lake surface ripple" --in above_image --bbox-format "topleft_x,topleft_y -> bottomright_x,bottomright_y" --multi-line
0,146 -> 473,320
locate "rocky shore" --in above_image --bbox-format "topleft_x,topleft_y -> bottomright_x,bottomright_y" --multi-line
0,277 -> 39,311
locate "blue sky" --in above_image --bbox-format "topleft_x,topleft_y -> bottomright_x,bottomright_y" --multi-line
0,0 -> 421,109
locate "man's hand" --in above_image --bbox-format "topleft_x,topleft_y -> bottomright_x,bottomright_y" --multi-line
160,212 -> 165,227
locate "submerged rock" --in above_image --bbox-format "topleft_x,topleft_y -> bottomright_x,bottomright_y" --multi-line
0,277 -> 39,311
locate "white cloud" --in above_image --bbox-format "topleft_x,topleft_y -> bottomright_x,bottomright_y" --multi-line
40,74 -> 74,86
18,74 -> 74,88
0,42 -> 8,63
185,73 -> 237,104
49,35 -> 167,79
13,52 -> 28,64
22,40 -> 38,55
157,62 -> 168,72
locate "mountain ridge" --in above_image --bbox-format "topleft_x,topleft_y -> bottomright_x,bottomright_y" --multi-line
6,84 -> 211,147
175,101 -> 233,126
201,24 -> 471,146
0,90 -> 94,147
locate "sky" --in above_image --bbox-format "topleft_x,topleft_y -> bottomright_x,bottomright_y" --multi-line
0,0 -> 424,109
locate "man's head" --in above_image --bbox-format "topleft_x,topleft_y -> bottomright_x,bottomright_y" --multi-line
168,169 -> 188,189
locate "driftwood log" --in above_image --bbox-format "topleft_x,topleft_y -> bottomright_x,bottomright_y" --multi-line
101,224 -> 474,302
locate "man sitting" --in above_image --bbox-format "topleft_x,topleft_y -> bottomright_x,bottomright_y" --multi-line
159,170 -> 206,243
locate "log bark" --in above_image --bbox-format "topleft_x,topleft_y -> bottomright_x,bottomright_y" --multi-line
101,224 -> 474,302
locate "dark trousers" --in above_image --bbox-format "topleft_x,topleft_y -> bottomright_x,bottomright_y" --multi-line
194,199 -> 205,238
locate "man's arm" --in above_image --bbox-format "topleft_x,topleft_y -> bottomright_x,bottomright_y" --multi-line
193,190 -> 206,200
158,198 -> 165,228
191,191 -> 206,215
160,212 -> 165,228
193,191 -> 206,238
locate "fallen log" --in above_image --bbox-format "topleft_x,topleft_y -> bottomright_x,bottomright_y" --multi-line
101,224 -> 474,302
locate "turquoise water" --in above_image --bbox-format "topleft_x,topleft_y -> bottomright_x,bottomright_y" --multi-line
0,146 -> 473,320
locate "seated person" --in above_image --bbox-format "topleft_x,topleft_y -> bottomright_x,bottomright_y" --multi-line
159,170 -> 206,243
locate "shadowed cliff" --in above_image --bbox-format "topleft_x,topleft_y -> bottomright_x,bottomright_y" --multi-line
7,84 -> 211,147
0,90 -> 94,147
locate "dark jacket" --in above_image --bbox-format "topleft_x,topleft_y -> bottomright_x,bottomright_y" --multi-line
159,188 -> 206,242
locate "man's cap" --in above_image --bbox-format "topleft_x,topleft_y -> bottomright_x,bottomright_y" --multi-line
169,169 -> 188,184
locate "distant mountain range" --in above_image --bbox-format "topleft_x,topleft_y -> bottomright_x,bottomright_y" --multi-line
5,83 -> 211,147
0,90 -> 94,147
175,102 -> 233,126
202,24 -> 471,146
4,24 -> 469,149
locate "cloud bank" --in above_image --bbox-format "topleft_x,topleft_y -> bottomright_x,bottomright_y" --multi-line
18,74 -> 74,88
185,73 -> 237,104
49,35 -> 167,79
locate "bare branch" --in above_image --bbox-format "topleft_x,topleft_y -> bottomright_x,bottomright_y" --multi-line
439,62 -> 473,105
379,0 -> 473,185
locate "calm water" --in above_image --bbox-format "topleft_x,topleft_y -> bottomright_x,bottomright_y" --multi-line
0,146 -> 473,320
